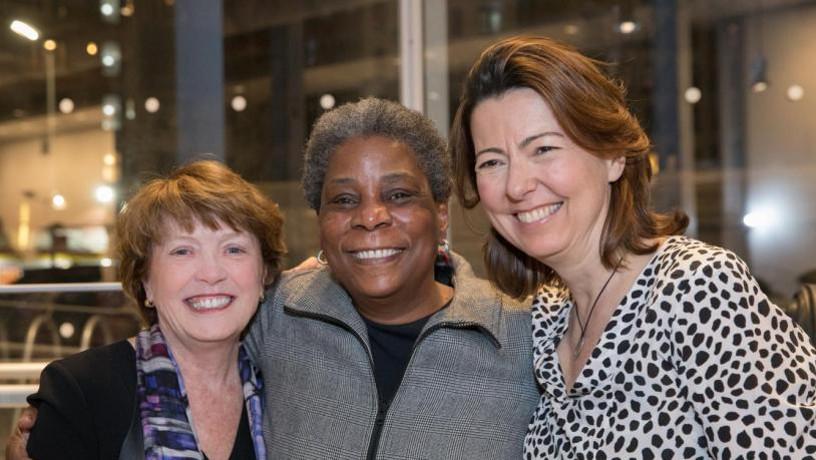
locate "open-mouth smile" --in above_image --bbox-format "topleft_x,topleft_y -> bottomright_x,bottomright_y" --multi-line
185,294 -> 234,311
515,203 -> 563,223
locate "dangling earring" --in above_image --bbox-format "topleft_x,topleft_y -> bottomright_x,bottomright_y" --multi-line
437,238 -> 452,266
259,289 -> 266,303
316,250 -> 328,266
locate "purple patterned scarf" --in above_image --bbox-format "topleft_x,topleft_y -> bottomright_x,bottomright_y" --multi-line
135,324 -> 266,460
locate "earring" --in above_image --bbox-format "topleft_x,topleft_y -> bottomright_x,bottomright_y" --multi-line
439,239 -> 450,254
145,299 -> 155,308
316,250 -> 328,266
259,290 -> 266,303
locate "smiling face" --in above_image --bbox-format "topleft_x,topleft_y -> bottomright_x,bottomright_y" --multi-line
318,135 -> 448,310
143,218 -> 265,348
470,87 -> 624,268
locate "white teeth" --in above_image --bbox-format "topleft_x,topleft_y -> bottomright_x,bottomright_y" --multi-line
353,248 -> 402,260
517,203 -> 562,223
188,296 -> 231,310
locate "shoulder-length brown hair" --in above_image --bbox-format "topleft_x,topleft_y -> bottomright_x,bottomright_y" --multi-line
116,160 -> 286,325
450,36 -> 687,299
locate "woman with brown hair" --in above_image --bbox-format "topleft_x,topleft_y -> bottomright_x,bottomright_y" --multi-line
450,36 -> 816,458
25,160 -> 285,459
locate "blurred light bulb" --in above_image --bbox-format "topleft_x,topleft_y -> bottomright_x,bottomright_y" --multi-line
684,87 -> 702,104
787,85 -> 804,102
103,153 -> 117,166
144,97 -> 160,113
59,322 -> 75,339
95,185 -> 115,203
51,194 -> 66,210
59,98 -> 75,114
319,94 -> 336,110
86,41 -> 98,55
43,39 -> 57,51
231,95 -> 247,112
618,21 -> 638,34
10,20 -> 39,41
743,208 -> 778,229
100,3 -> 114,16
102,103 -> 116,116
100,257 -> 113,267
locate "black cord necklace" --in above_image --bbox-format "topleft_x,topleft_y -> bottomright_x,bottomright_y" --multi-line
572,258 -> 624,359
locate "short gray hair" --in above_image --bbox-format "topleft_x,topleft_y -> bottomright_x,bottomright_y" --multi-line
302,98 -> 451,211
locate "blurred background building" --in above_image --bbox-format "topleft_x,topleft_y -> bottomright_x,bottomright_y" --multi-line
1,0 -> 815,450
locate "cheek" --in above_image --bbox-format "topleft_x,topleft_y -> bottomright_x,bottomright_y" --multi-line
318,215 -> 346,246
475,172 -> 507,203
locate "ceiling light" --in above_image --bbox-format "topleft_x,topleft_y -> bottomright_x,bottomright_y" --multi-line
10,20 -> 39,41
59,322 -> 75,339
618,21 -> 638,34
51,194 -> 67,210
145,97 -> 160,113
59,98 -> 75,114
787,85 -> 804,102
43,39 -> 57,51
743,208 -> 777,229
319,94 -> 335,110
86,41 -> 98,55
684,87 -> 702,104
231,95 -> 247,112
100,2 -> 115,16
95,185 -> 115,203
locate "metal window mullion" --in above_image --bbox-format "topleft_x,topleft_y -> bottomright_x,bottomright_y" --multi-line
399,0 -> 424,112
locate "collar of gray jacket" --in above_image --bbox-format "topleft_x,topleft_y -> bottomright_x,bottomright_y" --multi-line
281,251 -> 509,348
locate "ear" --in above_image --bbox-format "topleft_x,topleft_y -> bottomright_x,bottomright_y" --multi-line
606,155 -> 626,183
142,279 -> 153,302
436,201 -> 450,238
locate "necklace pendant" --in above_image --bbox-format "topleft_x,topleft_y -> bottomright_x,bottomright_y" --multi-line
573,337 -> 584,359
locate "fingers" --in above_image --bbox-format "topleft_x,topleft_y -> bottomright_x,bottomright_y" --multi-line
18,405 -> 38,430
5,425 -> 32,460
5,406 -> 36,460
285,257 -> 322,273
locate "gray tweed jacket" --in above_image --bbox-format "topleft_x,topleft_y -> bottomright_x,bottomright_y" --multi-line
245,254 -> 540,459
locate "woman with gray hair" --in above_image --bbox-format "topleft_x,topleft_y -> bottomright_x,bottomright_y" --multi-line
246,97 -> 540,458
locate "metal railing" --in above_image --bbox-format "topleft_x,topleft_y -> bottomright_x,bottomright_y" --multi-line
0,282 -> 137,408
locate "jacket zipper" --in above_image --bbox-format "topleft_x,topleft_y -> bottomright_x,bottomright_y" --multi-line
364,321 -> 484,459
287,308 -> 485,460
284,308 -> 383,460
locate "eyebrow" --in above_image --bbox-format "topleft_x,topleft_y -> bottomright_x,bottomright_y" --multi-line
325,171 -> 418,185
475,131 -> 564,156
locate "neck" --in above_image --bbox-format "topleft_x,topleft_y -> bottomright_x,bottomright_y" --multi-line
162,332 -> 240,388
354,280 -> 453,325
553,255 -> 620,316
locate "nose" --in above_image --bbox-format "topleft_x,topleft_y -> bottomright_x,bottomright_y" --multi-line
195,251 -> 227,284
506,157 -> 536,201
351,199 -> 392,230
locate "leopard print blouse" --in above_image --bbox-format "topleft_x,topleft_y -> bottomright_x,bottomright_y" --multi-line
525,236 -> 816,459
